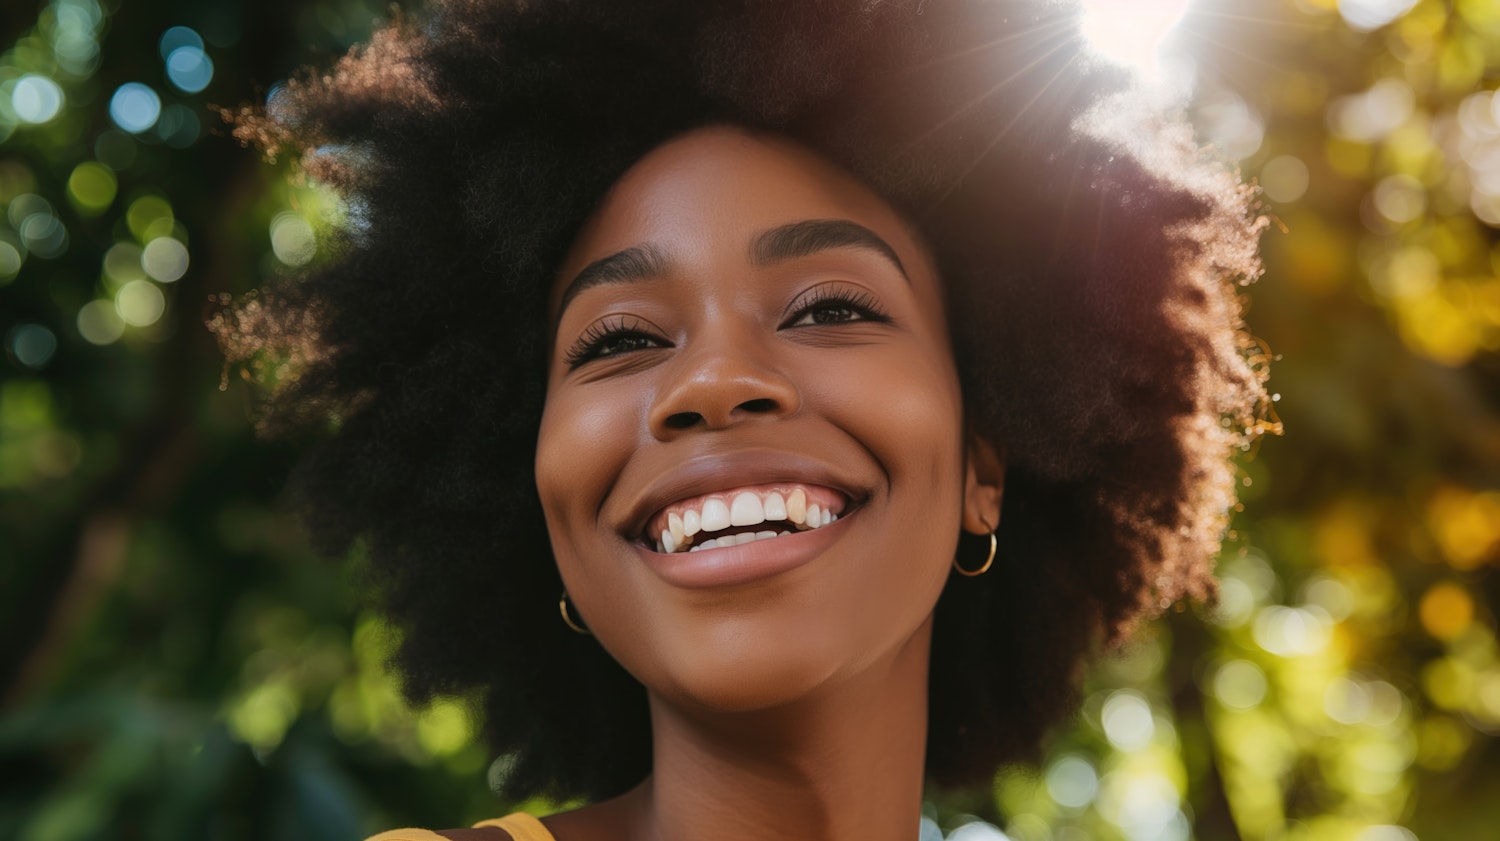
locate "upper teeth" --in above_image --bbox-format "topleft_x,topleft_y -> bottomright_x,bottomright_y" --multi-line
654,487 -> 841,554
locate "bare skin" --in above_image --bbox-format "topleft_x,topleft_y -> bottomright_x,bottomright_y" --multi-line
545,616 -> 931,841
531,126 -> 1004,841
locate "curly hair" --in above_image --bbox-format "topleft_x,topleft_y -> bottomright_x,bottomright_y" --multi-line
215,0 -> 1269,802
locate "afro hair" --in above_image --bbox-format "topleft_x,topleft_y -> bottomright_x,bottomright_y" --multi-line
215,0 -> 1270,801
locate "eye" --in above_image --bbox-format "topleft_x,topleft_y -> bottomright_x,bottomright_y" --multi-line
782,285 -> 891,328
563,316 -> 669,368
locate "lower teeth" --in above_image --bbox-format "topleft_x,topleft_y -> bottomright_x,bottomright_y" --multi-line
654,512 -> 842,553
685,529 -> 793,552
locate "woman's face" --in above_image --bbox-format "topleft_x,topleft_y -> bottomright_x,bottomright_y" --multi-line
536,126 -> 979,713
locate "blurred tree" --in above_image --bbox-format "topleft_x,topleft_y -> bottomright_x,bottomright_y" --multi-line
974,3 -> 1500,841
0,1 -> 502,837
1,1 -> 1496,840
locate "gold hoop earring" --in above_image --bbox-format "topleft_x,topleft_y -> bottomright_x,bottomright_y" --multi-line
559,591 -> 590,635
953,522 -> 997,577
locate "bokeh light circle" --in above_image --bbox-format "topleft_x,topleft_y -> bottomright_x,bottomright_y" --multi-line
126,195 -> 174,242
1199,90 -> 1265,159
1353,827 -> 1418,841
270,213 -> 317,266
1101,690 -> 1156,751
7,323 -> 58,369
0,241 -> 23,282
20,213 -> 68,259
1211,577 -> 1256,627
1338,0 -> 1421,32
157,104 -> 202,149
12,75 -> 65,124
1214,659 -> 1268,710
115,279 -> 165,327
1260,155 -> 1310,204
1301,575 -> 1354,622
166,46 -> 214,94
1324,676 -> 1370,725
1363,681 -> 1406,728
1097,772 -> 1185,841
1330,79 -> 1414,142
7,193 -> 53,229
158,25 -> 204,61
1045,754 -> 1100,809
67,162 -> 118,215
142,237 -> 189,282
109,83 -> 162,134
947,822 -> 1009,841
103,241 -> 146,283
77,299 -> 125,345
1374,174 -> 1427,224
1253,605 -> 1331,657
53,1 -> 103,73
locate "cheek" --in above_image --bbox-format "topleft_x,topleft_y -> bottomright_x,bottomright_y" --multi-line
535,384 -> 644,561
829,336 -> 966,493
821,336 -> 968,609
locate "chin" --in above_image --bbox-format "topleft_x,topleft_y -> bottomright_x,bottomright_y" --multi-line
669,661 -> 840,715
637,620 -> 848,715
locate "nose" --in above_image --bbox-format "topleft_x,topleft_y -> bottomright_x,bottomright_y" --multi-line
648,326 -> 800,437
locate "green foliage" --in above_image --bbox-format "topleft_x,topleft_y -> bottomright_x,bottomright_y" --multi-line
0,0 -> 502,835
2,1 -> 1497,839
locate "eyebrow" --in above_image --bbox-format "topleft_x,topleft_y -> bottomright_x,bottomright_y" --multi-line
555,244 -> 672,320
553,218 -> 909,322
750,219 -> 909,281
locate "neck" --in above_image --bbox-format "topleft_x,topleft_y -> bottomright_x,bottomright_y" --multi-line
625,618 -> 933,841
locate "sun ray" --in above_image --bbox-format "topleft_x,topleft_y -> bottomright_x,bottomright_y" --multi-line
896,29 -> 1077,158
925,49 -> 1086,210
890,15 -> 1074,79
1047,140 -> 1089,269
1078,0 -> 1191,77
1090,164 -> 1108,265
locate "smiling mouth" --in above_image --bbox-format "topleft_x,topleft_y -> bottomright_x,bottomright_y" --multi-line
643,484 -> 848,554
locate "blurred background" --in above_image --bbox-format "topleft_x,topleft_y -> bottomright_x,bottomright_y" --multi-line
1,0 -> 1497,839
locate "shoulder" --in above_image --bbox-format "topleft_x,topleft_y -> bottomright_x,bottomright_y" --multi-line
365,827 -> 515,841
366,831 -> 455,841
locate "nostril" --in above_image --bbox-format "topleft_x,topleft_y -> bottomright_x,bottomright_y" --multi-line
739,398 -> 778,414
664,411 -> 702,430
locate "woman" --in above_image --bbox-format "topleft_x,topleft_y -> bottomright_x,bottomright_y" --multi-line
218,1 -> 1269,838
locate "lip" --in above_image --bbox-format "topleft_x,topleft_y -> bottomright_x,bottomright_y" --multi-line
619,448 -> 868,543
617,447 -> 869,588
634,509 -> 852,589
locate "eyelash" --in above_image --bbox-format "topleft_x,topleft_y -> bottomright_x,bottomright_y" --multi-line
781,285 -> 891,328
563,315 -> 663,368
562,287 -> 891,369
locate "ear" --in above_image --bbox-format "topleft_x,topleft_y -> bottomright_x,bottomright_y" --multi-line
962,434 -> 1005,536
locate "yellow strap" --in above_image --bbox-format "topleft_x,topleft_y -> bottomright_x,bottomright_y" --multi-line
472,813 -> 556,841
365,831 -> 452,841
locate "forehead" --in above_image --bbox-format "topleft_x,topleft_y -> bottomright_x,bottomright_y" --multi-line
552,125 -> 933,302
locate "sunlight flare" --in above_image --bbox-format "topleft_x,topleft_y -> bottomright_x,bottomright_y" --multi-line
1077,0 -> 1192,77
